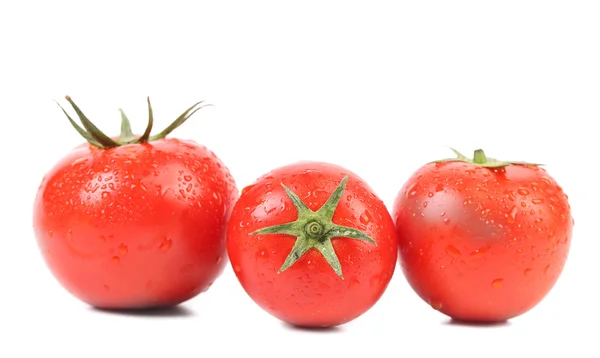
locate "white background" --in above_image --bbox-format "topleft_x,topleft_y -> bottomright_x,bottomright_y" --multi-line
1,1 -> 598,357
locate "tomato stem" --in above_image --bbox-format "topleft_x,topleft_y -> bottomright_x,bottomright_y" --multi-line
249,175 -> 376,279
58,96 -> 212,149
472,149 -> 487,164
432,148 -> 543,168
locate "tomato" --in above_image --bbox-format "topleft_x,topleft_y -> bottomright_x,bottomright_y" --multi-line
33,97 -> 238,309
392,148 -> 573,322
226,162 -> 398,327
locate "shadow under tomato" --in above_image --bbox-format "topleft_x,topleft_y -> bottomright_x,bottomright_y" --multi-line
282,322 -> 344,334
90,305 -> 196,318
443,318 -> 511,328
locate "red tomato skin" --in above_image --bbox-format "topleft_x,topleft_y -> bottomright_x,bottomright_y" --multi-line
226,162 -> 398,327
393,161 -> 573,322
33,138 -> 238,309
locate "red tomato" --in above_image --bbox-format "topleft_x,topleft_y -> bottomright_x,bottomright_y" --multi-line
33,97 -> 238,309
392,149 -> 573,322
226,162 -> 398,327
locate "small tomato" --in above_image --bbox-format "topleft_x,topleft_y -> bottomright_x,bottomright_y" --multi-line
226,162 -> 398,328
392,148 -> 573,322
33,97 -> 238,309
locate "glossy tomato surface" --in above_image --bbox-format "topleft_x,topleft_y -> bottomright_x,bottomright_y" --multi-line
226,162 -> 398,327
393,160 -> 573,322
33,138 -> 238,309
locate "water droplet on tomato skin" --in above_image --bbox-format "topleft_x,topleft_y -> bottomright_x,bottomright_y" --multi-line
428,299 -> 443,311
445,245 -> 461,257
470,246 -> 490,257
47,231 -> 53,238
359,211 -> 372,225
506,206 -> 518,223
111,256 -> 120,264
256,250 -> 269,260
518,188 -> 529,196
491,278 -> 503,288
118,244 -> 128,255
233,265 -> 242,273
159,237 -> 172,252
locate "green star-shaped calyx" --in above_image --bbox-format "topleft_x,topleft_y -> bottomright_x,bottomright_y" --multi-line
249,175 -> 376,279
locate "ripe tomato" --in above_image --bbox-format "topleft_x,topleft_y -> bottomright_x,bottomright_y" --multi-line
33,97 -> 238,309
226,162 -> 398,328
392,149 -> 573,322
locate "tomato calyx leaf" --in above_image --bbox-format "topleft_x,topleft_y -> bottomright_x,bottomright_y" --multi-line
249,175 -> 376,280
57,96 -> 211,149
432,148 -> 543,168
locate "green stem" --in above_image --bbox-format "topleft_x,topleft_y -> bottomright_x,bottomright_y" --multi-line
473,149 -> 487,164
58,96 -> 210,148
432,147 -> 542,168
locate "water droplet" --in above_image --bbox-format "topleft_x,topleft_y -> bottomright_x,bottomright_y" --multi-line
518,188 -> 529,196
423,202 -> 428,207
405,183 -> 418,198
427,192 -> 434,198
532,198 -> 545,204
491,278 -> 503,288
507,206 -> 518,223
118,244 -> 128,255
521,201 -> 527,208
183,175 -> 193,182
102,192 -> 110,198
159,237 -> 172,251
111,256 -> 120,264
505,190 -> 516,200
429,300 -> 443,311
524,268 -> 532,275
234,264 -> 242,273
349,277 -> 361,289
359,211 -> 372,225
47,230 -> 53,238
410,190 -> 417,196
435,183 -> 444,192
544,264 -> 551,274
446,245 -> 461,257
443,218 -> 450,224
471,246 -> 490,257
256,250 -> 269,259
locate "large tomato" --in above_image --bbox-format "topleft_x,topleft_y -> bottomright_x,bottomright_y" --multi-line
226,162 -> 398,328
33,97 -> 238,309
392,149 -> 573,322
